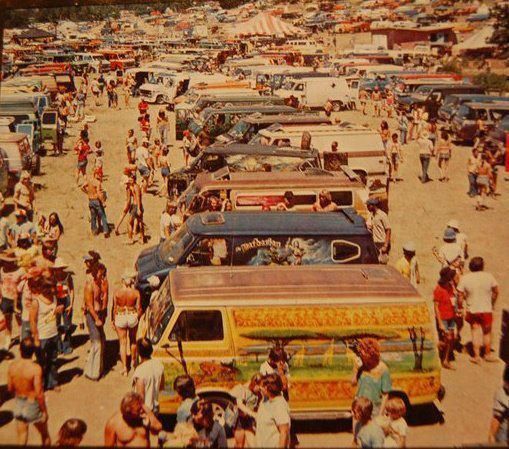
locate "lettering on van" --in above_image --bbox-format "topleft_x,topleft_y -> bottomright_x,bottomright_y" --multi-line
235,237 -> 281,255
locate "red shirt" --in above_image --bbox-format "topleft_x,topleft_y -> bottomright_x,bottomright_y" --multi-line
77,143 -> 90,162
138,101 -> 148,115
433,284 -> 455,320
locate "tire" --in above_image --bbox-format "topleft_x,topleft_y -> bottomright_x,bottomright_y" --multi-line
198,393 -> 234,432
156,95 -> 165,104
332,101 -> 342,112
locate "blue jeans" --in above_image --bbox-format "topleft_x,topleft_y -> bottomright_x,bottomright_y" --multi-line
37,335 -> 59,390
89,199 -> 109,235
158,125 -> 167,145
84,312 -> 104,380
400,129 -> 407,145
57,296 -> 73,354
420,155 -> 431,182
468,172 -> 478,196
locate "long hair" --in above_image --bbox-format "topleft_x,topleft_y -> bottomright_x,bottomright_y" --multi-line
49,212 -> 64,235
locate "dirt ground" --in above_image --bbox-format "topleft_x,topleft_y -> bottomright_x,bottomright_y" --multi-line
0,84 -> 507,446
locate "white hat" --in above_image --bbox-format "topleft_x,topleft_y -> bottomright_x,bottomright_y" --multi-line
447,219 -> 460,230
148,275 -> 160,288
52,258 -> 68,269
403,241 -> 416,253
122,269 -> 138,280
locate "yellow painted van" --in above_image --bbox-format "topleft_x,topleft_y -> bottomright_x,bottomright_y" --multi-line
139,265 -> 441,418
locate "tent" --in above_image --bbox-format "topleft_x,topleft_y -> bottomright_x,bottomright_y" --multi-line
229,12 -> 305,37
453,26 -> 495,55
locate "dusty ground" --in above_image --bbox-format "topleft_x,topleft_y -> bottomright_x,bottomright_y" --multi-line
0,86 -> 507,446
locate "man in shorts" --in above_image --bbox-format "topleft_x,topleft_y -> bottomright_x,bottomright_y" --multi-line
135,140 -> 151,193
7,336 -> 51,445
457,256 -> 499,364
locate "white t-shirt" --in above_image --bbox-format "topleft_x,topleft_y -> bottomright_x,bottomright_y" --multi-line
132,358 -> 165,411
455,232 -> 468,258
260,361 -> 290,378
255,396 -> 291,448
438,242 -> 463,266
380,416 -> 408,448
160,212 -> 182,240
135,146 -> 149,168
418,137 -> 434,156
457,271 -> 498,314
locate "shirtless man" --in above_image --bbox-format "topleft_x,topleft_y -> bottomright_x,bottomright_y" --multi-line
111,271 -> 142,376
13,172 -> 35,221
81,172 -> 110,238
126,176 -> 146,244
104,392 -> 162,447
7,336 -> 51,446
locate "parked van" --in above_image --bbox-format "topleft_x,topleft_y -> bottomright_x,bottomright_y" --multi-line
452,101 -> 509,143
168,144 -> 321,195
0,132 -> 39,182
216,113 -> 331,144
188,105 -> 297,141
251,124 -> 389,209
275,77 -> 357,110
138,264 -> 441,417
135,211 -> 379,299
179,169 -> 369,218
397,84 -> 486,119
438,94 -> 507,123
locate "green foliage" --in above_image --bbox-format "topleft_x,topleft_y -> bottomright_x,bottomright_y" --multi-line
241,328 -> 400,343
473,72 -> 508,93
319,328 -> 400,341
440,58 -> 463,75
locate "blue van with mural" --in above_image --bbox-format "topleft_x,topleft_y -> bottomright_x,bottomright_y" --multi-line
135,210 -> 378,303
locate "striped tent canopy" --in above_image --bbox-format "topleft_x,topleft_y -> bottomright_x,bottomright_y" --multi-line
230,12 -> 306,37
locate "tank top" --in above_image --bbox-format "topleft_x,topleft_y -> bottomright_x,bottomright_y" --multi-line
36,296 -> 58,340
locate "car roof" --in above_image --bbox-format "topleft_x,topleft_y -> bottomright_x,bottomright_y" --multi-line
463,101 -> 509,109
170,265 -> 419,306
241,114 -> 329,125
185,210 -> 368,237
415,84 -> 482,91
204,143 -> 318,157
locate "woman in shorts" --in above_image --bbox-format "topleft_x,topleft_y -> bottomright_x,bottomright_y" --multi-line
436,130 -> 453,182
476,153 -> 493,211
111,271 -> 141,376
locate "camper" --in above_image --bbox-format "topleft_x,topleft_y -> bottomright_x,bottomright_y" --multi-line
135,211 -> 379,300
137,264 -> 442,417
251,124 -> 389,209
0,132 -> 39,181
179,169 -> 369,218
138,73 -> 191,104
274,77 -> 358,110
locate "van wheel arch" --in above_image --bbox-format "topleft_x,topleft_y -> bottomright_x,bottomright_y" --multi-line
197,392 -> 235,432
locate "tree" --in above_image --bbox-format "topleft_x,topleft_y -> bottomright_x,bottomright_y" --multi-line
490,3 -> 509,57
408,326 -> 425,371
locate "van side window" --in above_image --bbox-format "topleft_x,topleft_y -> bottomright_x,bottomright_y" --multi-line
331,240 -> 361,263
330,191 -> 353,207
170,310 -> 224,342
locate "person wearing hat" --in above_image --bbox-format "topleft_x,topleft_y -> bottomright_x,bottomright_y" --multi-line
135,139 -> 151,193
160,201 -> 182,242
433,267 -> 458,370
434,228 -> 463,271
111,270 -> 142,376
52,259 -> 74,355
366,198 -> 391,264
447,219 -> 468,260
395,242 -> 420,288
8,209 -> 37,249
417,130 -> 434,183
13,171 -> 35,222
0,251 -> 25,350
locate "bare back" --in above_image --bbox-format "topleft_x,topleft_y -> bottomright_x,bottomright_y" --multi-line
114,286 -> 140,309
8,359 -> 42,400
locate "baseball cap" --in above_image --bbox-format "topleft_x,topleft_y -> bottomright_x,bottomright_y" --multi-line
403,241 -> 416,253
443,228 -> 456,241
366,197 -> 379,206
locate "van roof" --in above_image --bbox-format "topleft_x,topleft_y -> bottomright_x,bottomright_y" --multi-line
170,265 -> 419,306
259,123 -> 374,136
193,169 -> 363,189
185,210 -> 367,237
415,84 -> 483,91
241,114 -> 330,125
463,101 -> 509,109
202,105 -> 295,115
204,143 -> 318,158
0,132 -> 29,142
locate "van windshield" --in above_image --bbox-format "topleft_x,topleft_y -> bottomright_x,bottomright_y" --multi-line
158,225 -> 194,263
147,277 -> 174,344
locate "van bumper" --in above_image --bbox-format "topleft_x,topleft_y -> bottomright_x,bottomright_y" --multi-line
291,410 -> 352,420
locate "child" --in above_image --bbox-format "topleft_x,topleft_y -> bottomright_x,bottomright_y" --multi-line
93,141 -> 104,182
174,375 -> 199,424
352,397 -> 385,448
376,397 -> 408,448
